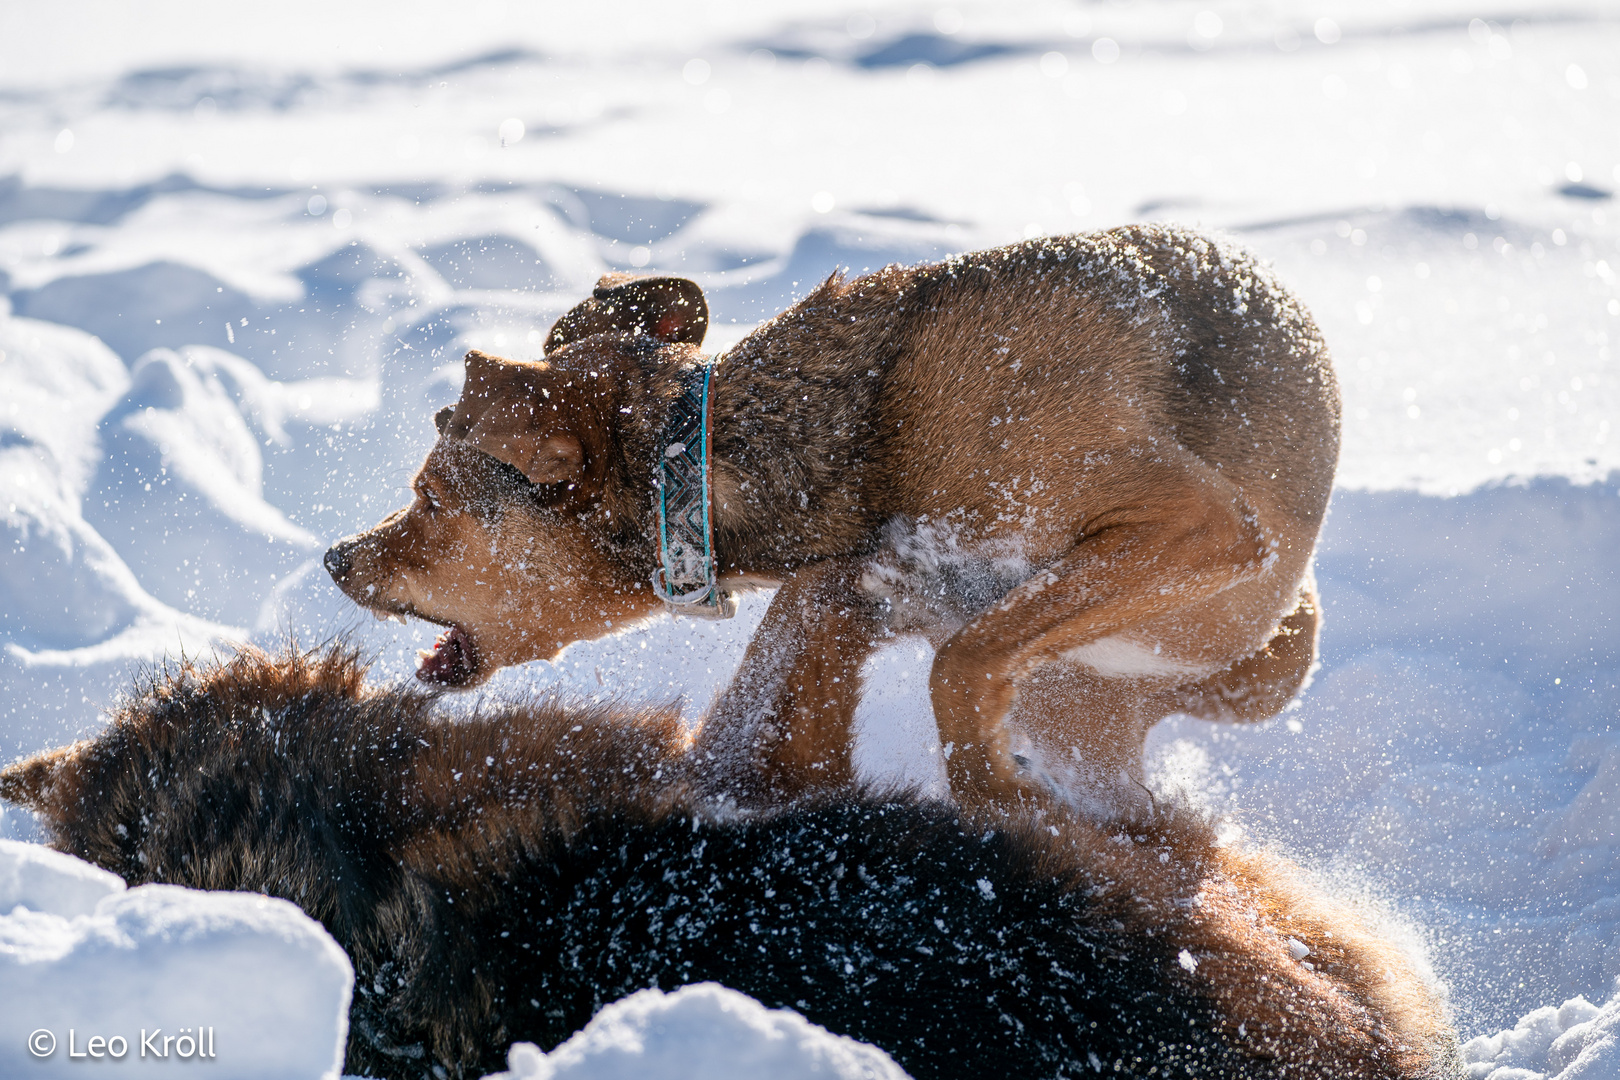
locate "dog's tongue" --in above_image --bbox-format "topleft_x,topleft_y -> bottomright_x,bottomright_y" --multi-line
416,624 -> 478,686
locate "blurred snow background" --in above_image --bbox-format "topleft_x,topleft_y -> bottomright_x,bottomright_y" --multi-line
0,1 -> 1617,1076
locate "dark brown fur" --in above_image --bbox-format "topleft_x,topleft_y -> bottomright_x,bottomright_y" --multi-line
3,646 -> 1453,1080
325,225 -> 1340,808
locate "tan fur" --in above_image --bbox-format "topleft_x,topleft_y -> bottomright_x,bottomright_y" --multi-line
326,226 -> 1340,809
0,743 -> 86,816
1021,809 -> 1457,1078
1200,846 -> 1455,1076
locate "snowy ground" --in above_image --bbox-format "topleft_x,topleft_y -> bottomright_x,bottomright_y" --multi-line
1,1 -> 1617,1077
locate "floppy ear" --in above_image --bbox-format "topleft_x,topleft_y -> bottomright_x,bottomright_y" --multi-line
459,349 -> 510,394
463,402 -> 586,487
448,350 -> 593,487
0,743 -> 84,815
543,275 -> 708,353
442,349 -> 529,440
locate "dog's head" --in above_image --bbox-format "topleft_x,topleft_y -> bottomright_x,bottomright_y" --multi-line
325,274 -> 708,687
0,646 -> 378,883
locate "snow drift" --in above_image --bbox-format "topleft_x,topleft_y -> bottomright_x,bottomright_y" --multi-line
0,839 -> 351,1079
486,984 -> 909,1080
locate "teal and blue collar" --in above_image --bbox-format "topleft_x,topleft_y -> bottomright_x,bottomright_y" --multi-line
652,360 -> 737,619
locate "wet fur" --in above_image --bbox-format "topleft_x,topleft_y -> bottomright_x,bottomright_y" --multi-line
3,647 -> 1454,1080
326,224 -> 1340,809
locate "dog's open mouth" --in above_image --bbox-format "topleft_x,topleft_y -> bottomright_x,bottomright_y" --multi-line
416,624 -> 479,686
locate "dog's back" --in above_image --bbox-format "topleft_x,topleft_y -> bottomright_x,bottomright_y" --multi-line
709,224 -> 1337,571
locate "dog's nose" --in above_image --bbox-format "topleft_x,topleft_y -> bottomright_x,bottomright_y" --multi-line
324,537 -> 360,583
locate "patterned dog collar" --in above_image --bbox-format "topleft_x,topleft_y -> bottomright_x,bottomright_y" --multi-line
652,360 -> 738,619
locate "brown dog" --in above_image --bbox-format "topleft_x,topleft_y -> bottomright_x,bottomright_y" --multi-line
325,225 -> 1339,809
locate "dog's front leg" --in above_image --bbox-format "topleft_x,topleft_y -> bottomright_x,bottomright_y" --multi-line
930,484 -> 1278,811
693,557 -> 884,803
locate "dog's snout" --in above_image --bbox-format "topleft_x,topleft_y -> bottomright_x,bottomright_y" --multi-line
324,536 -> 362,583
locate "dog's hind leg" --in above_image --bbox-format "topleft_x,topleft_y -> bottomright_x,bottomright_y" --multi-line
693,558 -> 885,803
1154,576 -> 1321,725
997,579 -> 1319,813
929,473 -> 1281,809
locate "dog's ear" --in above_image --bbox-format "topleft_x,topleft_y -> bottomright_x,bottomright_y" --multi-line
463,402 -> 586,487
451,350 -> 595,489
447,349 -> 525,438
0,743 -> 85,815
543,275 -> 708,353
461,349 -> 510,392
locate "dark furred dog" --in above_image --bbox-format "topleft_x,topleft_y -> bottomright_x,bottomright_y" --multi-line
323,225 -> 1339,809
3,648 -> 1455,1080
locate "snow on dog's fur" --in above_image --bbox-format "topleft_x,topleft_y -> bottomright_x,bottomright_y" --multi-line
3,646 -> 1457,1080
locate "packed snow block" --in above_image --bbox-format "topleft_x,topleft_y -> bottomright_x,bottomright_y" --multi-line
488,984 -> 910,1080
10,260 -> 256,363
0,836 -> 122,916
83,347 -> 319,622
0,839 -> 352,1080
1462,988 -> 1620,1080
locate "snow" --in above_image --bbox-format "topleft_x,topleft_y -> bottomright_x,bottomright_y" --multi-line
1463,992 -> 1620,1080
486,984 -> 909,1080
0,840 -> 351,1079
0,0 -> 1617,1076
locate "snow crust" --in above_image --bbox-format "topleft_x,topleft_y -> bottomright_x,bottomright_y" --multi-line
0,839 -> 351,1079
484,984 -> 910,1080
0,0 -> 1617,1073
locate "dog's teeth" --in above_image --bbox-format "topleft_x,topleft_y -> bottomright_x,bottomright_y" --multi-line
372,609 -> 387,622
391,612 -> 408,625
417,649 -> 435,662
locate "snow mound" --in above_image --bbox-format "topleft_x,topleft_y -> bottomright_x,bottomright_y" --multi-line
485,983 -> 911,1080
1464,987 -> 1620,1080
0,839 -> 351,1079
0,839 -> 122,918
84,345 -> 322,620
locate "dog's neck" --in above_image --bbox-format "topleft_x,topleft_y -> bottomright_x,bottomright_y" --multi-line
592,277 -> 909,583
696,280 -> 907,575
